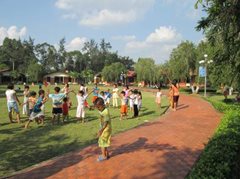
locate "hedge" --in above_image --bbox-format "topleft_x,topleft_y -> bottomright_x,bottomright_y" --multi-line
187,99 -> 240,178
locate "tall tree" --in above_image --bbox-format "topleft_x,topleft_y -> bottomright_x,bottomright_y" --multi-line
195,0 -> 240,89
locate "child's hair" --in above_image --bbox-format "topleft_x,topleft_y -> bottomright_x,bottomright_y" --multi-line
63,97 -> 68,102
100,91 -> 105,96
94,97 -> 105,107
125,85 -> 129,90
39,89 -> 45,96
138,91 -> 142,99
79,90 -> 84,96
133,89 -> 138,94
121,91 -> 126,96
7,83 -> 14,90
65,84 -> 69,87
54,87 -> 61,93
158,87 -> 161,91
30,91 -> 37,97
24,85 -> 30,89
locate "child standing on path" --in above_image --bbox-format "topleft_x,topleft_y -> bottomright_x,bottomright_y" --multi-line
94,97 -> 112,162
25,89 -> 48,128
5,83 -> 21,123
120,91 -> 128,120
156,87 -> 162,109
23,85 -> 30,116
49,87 -> 66,125
132,89 -> 139,118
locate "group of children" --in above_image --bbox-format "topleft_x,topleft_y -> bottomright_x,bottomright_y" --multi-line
5,83 -> 145,162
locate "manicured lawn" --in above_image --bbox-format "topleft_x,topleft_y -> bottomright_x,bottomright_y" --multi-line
0,84 -> 168,177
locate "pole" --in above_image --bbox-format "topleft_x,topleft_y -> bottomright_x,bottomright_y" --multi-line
204,65 -> 207,97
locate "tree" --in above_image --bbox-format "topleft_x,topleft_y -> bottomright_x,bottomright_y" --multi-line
195,0 -> 240,90
102,62 -> 126,82
56,38 -> 67,70
168,41 -> 197,82
134,58 -> 157,85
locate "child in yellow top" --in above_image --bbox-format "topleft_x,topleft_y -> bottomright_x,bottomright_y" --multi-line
94,97 -> 112,162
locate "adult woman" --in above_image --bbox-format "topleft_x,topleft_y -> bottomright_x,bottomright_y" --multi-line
171,80 -> 180,111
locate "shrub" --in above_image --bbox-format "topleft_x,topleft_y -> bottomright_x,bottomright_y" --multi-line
187,100 -> 240,178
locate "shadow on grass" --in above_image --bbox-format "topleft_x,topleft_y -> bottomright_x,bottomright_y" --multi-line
0,124 -> 97,177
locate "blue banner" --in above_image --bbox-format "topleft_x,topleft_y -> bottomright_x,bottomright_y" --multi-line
199,66 -> 206,77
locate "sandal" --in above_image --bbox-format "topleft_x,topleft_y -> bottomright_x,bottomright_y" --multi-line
97,155 -> 107,162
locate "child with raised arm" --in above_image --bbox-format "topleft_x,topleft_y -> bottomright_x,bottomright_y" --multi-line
73,90 -> 93,123
23,85 -> 30,116
25,89 -> 48,128
120,91 -> 128,120
94,97 -> 112,162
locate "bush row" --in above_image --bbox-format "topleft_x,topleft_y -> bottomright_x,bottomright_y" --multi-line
187,100 -> 240,178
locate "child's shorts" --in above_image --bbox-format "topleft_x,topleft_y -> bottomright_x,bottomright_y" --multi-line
7,102 -> 19,113
52,107 -> 62,115
121,105 -> 127,113
29,111 -> 44,121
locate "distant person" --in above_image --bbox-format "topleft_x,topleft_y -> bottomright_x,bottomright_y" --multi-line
23,85 -> 30,116
92,84 -> 100,104
94,97 -> 112,162
128,90 -> 134,114
112,84 -> 119,108
138,91 -> 142,113
168,86 -> 174,109
5,83 -> 21,123
132,89 -> 139,118
172,80 -> 180,111
120,91 -> 128,120
156,87 -> 162,109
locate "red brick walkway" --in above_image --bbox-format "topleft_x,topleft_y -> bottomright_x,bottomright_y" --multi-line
9,95 -> 221,179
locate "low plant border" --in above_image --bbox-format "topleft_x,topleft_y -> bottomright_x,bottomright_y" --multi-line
187,98 -> 240,178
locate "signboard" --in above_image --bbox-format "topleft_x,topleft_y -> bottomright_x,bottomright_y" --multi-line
199,66 -> 206,77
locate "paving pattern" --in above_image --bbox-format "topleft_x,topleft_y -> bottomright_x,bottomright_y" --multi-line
8,95 -> 221,179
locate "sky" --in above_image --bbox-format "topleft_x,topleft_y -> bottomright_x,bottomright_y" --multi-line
0,0 -> 205,64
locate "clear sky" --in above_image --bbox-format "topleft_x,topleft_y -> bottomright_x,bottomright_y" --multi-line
0,0 -> 205,64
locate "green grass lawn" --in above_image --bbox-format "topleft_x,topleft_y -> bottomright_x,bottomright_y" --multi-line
0,84 -> 168,177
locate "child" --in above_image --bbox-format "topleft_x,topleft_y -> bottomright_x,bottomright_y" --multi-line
23,85 -> 30,116
128,90 -> 134,113
156,87 -> 162,109
49,87 -> 66,125
62,83 -> 72,108
120,91 -> 128,120
25,89 -> 48,128
62,97 -> 69,122
138,91 -> 142,113
92,84 -> 100,104
100,91 -> 107,104
168,86 -> 174,109
132,89 -> 139,118
105,89 -> 112,107
74,90 -> 93,123
112,84 -> 119,108
94,97 -> 112,162
23,91 -> 37,116
5,83 -> 21,123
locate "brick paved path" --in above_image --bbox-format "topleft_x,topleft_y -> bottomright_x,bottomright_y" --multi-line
9,95 -> 221,179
